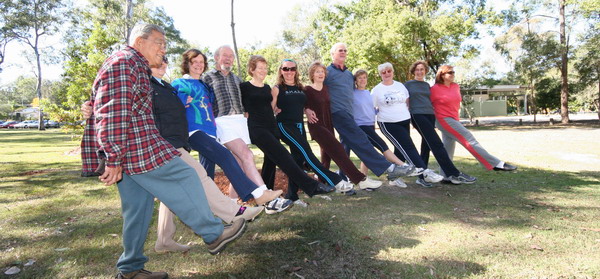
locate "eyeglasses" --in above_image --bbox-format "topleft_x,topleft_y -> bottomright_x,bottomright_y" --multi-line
281,67 -> 297,72
445,71 -> 455,75
144,38 -> 167,50
380,69 -> 393,75
337,49 -> 347,53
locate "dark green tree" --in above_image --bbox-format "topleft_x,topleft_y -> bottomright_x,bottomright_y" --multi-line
535,77 -> 561,114
303,0 -> 495,87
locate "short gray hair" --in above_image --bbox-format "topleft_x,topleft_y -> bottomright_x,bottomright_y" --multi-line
128,23 -> 165,46
378,62 -> 394,73
214,45 -> 234,59
330,42 -> 347,56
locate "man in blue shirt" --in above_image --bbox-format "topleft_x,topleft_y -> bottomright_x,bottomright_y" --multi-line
324,42 -> 417,182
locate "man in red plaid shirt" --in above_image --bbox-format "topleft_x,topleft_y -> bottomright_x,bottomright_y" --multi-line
82,24 -> 246,279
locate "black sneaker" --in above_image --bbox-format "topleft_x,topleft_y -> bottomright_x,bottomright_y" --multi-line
416,178 -> 434,188
314,182 -> 335,194
449,173 -> 477,184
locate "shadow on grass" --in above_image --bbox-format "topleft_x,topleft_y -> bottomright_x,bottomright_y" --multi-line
1,126 -> 599,277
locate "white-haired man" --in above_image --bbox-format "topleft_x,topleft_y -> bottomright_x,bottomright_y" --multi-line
324,42 -> 417,182
84,24 -> 246,279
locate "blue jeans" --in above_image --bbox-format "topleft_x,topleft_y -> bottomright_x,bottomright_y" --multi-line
332,110 -> 390,176
189,130 -> 257,201
116,157 -> 223,273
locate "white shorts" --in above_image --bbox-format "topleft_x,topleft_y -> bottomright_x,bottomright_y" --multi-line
215,114 -> 251,145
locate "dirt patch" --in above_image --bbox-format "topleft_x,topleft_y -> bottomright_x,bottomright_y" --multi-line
213,169 -> 291,196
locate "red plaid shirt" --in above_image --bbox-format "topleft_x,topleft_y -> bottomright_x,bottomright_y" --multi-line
82,46 -> 179,175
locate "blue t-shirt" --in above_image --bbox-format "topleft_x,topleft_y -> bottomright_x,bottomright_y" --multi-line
324,64 -> 355,114
171,76 -> 217,137
352,89 -> 376,126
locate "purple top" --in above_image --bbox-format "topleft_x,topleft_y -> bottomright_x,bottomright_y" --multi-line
352,89 -> 376,126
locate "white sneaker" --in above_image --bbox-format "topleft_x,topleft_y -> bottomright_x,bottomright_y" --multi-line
265,197 -> 293,214
357,177 -> 382,190
408,167 -> 425,177
389,178 -> 407,188
423,169 -> 444,183
293,199 -> 309,208
334,180 -> 354,193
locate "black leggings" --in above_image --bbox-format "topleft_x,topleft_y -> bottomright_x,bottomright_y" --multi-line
378,119 -> 426,169
410,114 -> 460,177
278,122 -> 342,199
248,124 -> 318,198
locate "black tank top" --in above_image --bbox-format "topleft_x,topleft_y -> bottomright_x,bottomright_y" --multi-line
275,84 -> 305,123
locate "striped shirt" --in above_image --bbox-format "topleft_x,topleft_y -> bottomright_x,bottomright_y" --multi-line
202,69 -> 244,117
87,46 -> 179,175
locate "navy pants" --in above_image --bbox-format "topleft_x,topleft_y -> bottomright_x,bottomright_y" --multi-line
189,130 -> 257,201
411,114 -> 460,177
332,110 -> 391,176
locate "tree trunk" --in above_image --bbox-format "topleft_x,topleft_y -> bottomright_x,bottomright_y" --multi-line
597,80 -> 600,121
559,0 -> 570,123
125,0 -> 134,44
35,46 -> 45,130
230,0 -> 242,77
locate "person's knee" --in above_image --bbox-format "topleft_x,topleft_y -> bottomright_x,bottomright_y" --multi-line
241,148 -> 255,163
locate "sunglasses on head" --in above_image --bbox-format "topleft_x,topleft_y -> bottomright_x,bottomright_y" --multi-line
445,71 -> 455,75
282,67 -> 297,72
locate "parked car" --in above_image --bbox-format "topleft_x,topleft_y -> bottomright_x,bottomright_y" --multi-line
13,120 -> 39,129
0,121 -> 18,128
44,120 -> 60,128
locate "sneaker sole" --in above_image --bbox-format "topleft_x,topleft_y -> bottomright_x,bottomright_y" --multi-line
208,222 -> 247,255
416,180 -> 434,188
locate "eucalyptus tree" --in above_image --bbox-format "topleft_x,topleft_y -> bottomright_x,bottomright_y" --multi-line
1,0 -> 66,130
48,0 -> 189,135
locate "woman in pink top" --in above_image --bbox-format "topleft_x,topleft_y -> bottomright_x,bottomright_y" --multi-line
430,65 -> 517,172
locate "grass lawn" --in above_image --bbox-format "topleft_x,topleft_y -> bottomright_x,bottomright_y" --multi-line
1,124 -> 599,279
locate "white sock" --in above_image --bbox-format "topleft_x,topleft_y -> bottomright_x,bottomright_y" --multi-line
496,161 -> 505,168
251,187 -> 265,199
387,164 -> 395,172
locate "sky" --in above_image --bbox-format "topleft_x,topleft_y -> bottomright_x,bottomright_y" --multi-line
0,0 -> 346,86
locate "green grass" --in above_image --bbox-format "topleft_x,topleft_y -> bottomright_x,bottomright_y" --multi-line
1,127 -> 600,278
